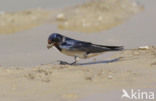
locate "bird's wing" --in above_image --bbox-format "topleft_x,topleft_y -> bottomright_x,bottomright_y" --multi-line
60,37 -> 123,53
72,42 -> 116,53
60,37 -> 90,51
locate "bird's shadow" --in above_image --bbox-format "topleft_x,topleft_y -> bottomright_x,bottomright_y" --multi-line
76,57 -> 122,66
58,57 -> 122,66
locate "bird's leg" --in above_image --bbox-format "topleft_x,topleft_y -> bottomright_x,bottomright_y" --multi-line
58,56 -> 79,65
70,56 -> 79,65
58,60 -> 70,65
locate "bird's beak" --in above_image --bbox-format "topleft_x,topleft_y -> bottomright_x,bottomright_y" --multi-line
47,44 -> 53,49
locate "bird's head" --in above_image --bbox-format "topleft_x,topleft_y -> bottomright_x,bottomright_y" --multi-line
47,33 -> 63,49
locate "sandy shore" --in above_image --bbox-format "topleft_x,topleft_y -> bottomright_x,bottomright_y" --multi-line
0,0 -> 156,101
0,9 -> 52,34
0,0 -> 142,34
55,0 -> 143,32
0,47 -> 156,101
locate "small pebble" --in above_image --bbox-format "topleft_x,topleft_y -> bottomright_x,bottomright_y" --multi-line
56,13 -> 66,21
108,75 -> 113,79
138,46 -> 150,50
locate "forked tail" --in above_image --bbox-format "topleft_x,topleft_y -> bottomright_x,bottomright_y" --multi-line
93,44 -> 124,52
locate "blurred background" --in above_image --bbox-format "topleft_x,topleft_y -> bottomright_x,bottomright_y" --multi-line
0,0 -> 86,11
0,0 -> 156,67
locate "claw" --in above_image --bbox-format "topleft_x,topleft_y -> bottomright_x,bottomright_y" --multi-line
70,61 -> 76,65
57,60 -> 70,65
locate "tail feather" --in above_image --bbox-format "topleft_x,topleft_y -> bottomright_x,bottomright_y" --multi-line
92,44 -> 124,52
101,45 -> 123,51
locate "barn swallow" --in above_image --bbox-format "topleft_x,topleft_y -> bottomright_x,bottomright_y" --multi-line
47,33 -> 123,65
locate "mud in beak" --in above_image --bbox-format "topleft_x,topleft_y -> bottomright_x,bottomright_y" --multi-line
47,44 -> 53,49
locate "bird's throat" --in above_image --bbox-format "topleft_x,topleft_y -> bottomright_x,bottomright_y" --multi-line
54,44 -> 62,51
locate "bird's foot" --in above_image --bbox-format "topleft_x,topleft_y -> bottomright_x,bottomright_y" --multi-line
70,61 -> 76,65
57,60 -> 76,65
57,60 -> 70,65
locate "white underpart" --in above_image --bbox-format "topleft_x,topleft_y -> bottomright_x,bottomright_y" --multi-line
61,49 -> 86,58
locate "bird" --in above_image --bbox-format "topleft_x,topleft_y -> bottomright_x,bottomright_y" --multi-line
47,33 -> 123,65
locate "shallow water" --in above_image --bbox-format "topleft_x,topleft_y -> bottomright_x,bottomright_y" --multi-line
0,0 -> 86,11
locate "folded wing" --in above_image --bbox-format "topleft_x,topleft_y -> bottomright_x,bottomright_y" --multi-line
68,40 -> 123,53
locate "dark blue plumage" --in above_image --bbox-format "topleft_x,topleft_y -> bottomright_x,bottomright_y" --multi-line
47,33 -> 123,65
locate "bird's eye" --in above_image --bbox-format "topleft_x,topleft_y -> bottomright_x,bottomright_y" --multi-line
48,40 -> 52,44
